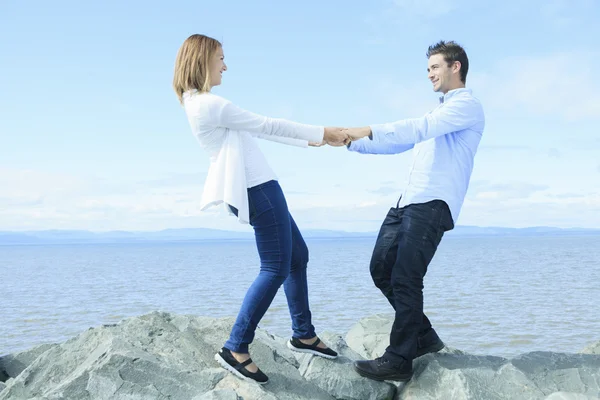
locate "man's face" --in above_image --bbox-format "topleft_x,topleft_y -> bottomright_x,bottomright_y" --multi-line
427,54 -> 455,94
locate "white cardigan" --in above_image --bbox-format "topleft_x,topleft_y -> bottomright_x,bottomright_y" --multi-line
182,91 -> 324,224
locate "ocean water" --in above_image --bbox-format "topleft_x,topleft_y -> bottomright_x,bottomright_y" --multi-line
2,235 -> 599,358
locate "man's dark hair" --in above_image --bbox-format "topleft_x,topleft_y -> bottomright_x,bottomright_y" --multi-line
426,40 -> 469,83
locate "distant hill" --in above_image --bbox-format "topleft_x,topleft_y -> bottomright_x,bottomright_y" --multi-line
0,226 -> 598,245
447,226 -> 600,237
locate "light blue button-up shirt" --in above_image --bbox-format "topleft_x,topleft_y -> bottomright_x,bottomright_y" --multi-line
348,88 -> 485,223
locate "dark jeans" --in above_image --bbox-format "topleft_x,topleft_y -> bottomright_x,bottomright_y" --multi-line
370,199 -> 454,363
224,180 -> 316,353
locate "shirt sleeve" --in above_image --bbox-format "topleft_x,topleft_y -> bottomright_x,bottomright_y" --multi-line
347,137 -> 414,154
370,96 -> 483,145
209,96 -> 324,143
251,133 -> 309,148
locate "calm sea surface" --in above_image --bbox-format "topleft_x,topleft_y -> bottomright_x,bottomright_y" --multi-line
2,235 -> 599,358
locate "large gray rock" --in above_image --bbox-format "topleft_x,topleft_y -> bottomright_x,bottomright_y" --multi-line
345,314 -> 391,359
0,312 -> 393,400
510,352 -> 600,397
345,316 -> 600,400
582,342 -> 600,355
296,332 -> 395,400
2,312 -> 599,400
545,392 -> 599,400
395,352 -> 539,399
0,343 -> 56,380
193,388 -> 240,399
345,314 -> 464,360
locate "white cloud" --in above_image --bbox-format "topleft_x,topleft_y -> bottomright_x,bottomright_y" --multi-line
362,52 -> 600,126
540,0 -> 597,27
0,167 -> 210,231
369,185 -> 399,196
1,165 -> 598,232
293,189 -> 600,231
547,148 -> 561,158
461,181 -> 600,228
362,0 -> 463,43
468,181 -> 550,200
389,0 -> 458,19
358,201 -> 378,208
0,168 -> 85,198
140,172 -> 206,188
472,51 -> 600,120
378,0 -> 596,26
478,145 -> 532,153
461,192 -> 600,228
290,202 -> 392,232
370,77 -> 434,118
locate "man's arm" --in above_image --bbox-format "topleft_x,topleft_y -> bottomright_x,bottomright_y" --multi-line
347,96 -> 483,145
347,136 -> 414,155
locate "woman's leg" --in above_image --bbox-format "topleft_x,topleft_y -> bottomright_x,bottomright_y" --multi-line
283,214 -> 336,358
283,213 -> 316,339
224,181 -> 292,356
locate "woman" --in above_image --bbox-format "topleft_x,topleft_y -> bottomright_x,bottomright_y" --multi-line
173,34 -> 343,385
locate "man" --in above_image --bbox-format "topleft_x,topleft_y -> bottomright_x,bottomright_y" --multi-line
337,40 -> 485,381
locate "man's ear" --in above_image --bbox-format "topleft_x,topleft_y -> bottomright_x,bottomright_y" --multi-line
453,61 -> 462,74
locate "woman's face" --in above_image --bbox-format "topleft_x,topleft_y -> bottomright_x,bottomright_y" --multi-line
209,46 -> 227,88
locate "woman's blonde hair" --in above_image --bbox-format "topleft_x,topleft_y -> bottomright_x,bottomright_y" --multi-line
173,34 -> 222,104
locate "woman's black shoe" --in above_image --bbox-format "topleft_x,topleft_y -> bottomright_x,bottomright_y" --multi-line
287,337 -> 338,359
214,347 -> 269,384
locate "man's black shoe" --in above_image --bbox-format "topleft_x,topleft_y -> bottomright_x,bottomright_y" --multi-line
353,356 -> 413,382
416,328 -> 445,357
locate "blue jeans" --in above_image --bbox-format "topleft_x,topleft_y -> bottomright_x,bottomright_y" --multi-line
224,180 -> 316,353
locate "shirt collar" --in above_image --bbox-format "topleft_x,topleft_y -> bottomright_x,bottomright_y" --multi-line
439,87 -> 471,103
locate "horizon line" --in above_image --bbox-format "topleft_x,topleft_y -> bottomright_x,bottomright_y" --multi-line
1,225 -> 599,234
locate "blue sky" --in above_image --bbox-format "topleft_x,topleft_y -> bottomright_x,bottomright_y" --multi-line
1,0 -> 599,232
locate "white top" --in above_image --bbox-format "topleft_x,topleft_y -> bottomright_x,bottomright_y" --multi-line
182,91 -> 324,224
349,88 -> 485,223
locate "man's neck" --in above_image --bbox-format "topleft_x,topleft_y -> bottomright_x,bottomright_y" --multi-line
443,83 -> 466,94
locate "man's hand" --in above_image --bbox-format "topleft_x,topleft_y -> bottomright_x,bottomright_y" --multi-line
323,127 -> 349,147
344,127 -> 372,141
308,141 -> 325,147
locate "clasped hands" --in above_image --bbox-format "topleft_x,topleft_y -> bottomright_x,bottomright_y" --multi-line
309,127 -> 372,147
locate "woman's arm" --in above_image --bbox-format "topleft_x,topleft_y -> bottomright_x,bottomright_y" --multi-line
251,132 -> 309,148
209,96 -> 324,143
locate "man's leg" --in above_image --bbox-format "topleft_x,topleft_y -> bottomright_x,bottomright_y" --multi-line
355,200 -> 451,381
385,201 -> 448,362
369,205 -> 445,353
369,207 -> 404,307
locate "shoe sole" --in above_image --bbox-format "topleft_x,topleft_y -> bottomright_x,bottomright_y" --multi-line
416,341 -> 445,358
353,364 -> 413,382
214,353 -> 268,385
286,340 -> 338,359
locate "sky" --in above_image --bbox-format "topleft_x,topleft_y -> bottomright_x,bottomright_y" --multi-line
1,0 -> 599,233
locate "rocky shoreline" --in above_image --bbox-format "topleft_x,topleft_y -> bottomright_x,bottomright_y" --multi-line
1,312 -> 599,399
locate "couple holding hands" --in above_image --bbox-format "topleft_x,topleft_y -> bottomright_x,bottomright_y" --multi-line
173,34 -> 484,384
